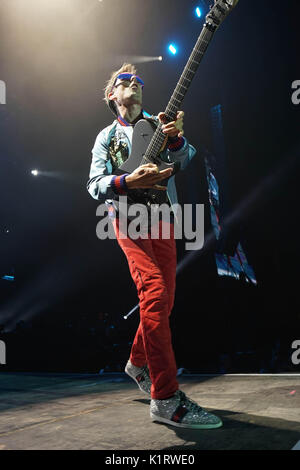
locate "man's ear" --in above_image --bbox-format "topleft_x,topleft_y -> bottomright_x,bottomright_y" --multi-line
108,91 -> 116,102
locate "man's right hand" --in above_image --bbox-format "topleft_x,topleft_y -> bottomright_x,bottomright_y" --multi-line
125,163 -> 173,190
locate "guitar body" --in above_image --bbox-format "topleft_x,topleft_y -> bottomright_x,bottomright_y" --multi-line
114,119 -> 180,206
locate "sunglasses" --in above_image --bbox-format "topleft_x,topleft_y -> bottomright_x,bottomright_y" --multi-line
113,73 -> 144,89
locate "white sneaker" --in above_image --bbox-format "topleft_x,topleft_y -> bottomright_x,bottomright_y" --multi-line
150,390 -> 222,429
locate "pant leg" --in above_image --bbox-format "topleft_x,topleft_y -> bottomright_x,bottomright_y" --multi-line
130,220 -> 177,367
112,217 -> 179,399
152,220 -> 177,315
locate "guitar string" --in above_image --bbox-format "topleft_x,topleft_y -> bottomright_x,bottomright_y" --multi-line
148,29 -> 213,154
144,27 -> 214,162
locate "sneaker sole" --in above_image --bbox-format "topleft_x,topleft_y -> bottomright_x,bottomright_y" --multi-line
150,412 -> 223,429
125,367 -> 151,397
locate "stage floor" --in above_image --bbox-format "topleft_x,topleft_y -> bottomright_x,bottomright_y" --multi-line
0,372 -> 299,450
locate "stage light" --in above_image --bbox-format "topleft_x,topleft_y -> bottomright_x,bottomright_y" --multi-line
158,56 -> 163,61
2,275 -> 15,282
195,7 -> 202,18
168,44 -> 177,55
31,169 -> 39,176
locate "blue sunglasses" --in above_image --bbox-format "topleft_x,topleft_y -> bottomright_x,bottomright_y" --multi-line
113,73 -> 144,88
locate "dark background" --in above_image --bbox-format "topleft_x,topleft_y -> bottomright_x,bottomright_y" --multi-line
0,0 -> 299,373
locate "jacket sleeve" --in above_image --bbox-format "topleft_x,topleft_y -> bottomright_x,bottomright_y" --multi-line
167,136 -> 197,170
87,128 -> 128,202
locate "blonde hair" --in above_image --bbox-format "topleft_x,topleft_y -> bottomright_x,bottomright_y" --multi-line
103,63 -> 137,116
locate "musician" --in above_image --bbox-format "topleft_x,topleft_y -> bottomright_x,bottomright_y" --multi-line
87,63 -> 222,429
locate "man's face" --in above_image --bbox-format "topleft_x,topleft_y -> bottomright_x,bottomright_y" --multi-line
109,75 -> 143,108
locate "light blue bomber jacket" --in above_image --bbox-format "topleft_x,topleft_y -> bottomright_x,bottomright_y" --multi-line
87,110 -> 197,218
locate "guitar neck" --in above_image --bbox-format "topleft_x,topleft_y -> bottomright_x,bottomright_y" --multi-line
143,0 -> 240,164
166,26 -> 216,121
144,22 -> 217,162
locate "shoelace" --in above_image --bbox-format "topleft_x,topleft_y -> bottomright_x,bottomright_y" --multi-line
178,390 -> 204,414
141,365 -> 149,375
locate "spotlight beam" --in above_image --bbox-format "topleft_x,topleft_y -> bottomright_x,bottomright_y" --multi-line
122,146 -> 299,319
177,146 -> 299,274
114,55 -> 163,64
123,304 -> 139,320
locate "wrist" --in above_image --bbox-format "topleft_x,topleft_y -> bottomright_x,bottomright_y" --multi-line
125,174 -> 135,189
111,174 -> 129,194
168,135 -> 180,143
168,135 -> 185,151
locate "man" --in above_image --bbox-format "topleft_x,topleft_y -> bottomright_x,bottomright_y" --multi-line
87,64 -> 222,429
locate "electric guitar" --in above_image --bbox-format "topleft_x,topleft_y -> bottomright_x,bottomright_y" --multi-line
114,0 -> 239,208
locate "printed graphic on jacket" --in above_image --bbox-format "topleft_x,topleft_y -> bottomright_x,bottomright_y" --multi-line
108,136 -> 129,172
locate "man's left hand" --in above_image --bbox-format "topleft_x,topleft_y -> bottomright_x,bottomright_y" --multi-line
158,111 -> 184,139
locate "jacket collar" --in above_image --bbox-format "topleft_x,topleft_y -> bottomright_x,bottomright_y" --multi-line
117,109 -> 151,127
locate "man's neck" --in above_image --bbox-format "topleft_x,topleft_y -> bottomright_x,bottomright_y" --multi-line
117,104 -> 143,125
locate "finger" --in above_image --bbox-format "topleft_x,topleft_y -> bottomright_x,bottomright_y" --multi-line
157,168 -> 173,178
162,125 -> 177,134
144,165 -> 159,173
138,164 -> 158,174
175,122 -> 183,132
177,111 -> 184,119
148,168 -> 160,175
145,169 -> 172,183
162,121 -> 176,129
139,163 -> 157,169
158,112 -> 167,123
175,118 -> 183,126
162,121 -> 184,133
163,129 -> 180,137
140,183 -> 167,190
174,121 -> 184,133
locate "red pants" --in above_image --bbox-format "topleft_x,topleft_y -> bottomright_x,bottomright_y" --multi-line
112,217 -> 179,399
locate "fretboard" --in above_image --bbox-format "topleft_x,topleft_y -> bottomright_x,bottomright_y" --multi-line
144,22 -> 217,163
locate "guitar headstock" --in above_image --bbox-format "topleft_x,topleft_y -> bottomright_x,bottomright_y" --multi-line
205,0 -> 239,31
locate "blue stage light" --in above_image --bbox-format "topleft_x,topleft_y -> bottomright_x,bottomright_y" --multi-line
195,7 -> 202,18
2,275 -> 15,282
168,44 -> 177,55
